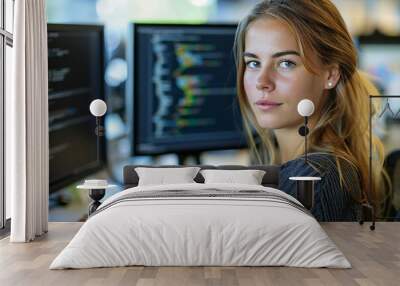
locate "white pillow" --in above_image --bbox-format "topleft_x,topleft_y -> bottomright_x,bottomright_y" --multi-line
135,167 -> 201,186
200,169 -> 266,185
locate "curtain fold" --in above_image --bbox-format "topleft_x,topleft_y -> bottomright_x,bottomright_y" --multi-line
7,0 -> 49,242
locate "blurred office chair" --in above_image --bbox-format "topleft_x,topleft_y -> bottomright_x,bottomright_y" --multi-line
359,149 -> 400,228
383,149 -> 400,220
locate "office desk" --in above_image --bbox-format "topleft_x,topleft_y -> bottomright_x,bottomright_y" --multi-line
0,222 -> 399,286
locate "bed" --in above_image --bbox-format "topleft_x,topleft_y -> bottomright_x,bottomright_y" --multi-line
50,165 -> 351,269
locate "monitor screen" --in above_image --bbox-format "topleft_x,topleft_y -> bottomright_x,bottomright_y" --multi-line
127,23 -> 247,155
357,33 -> 400,95
48,24 -> 106,193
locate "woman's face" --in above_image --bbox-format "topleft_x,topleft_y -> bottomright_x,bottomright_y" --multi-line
243,17 -> 328,130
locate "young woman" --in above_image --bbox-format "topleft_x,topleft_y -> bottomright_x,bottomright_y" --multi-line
234,0 -> 386,221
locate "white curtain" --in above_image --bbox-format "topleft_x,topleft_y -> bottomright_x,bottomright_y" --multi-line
6,0 -> 49,242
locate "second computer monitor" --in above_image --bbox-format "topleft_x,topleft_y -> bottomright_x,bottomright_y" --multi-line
127,23 -> 246,155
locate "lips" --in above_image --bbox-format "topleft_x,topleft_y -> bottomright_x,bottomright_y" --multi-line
255,99 -> 283,111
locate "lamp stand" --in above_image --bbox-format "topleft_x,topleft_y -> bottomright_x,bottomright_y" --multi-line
298,116 -> 309,165
95,116 -> 104,164
296,179 -> 314,209
304,116 -> 308,165
88,189 -> 106,215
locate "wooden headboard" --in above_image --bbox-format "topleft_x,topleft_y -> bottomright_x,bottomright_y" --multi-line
123,165 -> 280,189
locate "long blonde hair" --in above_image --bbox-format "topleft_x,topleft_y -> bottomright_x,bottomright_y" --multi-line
233,0 -> 387,211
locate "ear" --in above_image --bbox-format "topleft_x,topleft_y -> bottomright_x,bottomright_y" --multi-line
324,64 -> 340,89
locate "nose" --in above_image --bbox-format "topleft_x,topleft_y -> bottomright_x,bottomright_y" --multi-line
256,67 -> 275,92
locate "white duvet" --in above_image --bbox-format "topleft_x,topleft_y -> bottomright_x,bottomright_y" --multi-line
50,183 -> 351,269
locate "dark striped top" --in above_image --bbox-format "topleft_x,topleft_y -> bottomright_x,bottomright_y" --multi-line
278,152 -> 362,221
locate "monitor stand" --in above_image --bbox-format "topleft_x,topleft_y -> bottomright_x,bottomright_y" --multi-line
177,152 -> 202,165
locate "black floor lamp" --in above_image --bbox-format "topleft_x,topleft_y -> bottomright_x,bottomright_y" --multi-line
89,99 -> 107,164
297,99 -> 315,164
289,99 -> 321,210
78,99 -> 110,215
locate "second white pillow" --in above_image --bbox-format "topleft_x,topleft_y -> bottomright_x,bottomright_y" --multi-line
135,167 -> 201,186
200,169 -> 266,185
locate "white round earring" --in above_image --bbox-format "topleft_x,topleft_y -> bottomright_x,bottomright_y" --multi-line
328,82 -> 333,88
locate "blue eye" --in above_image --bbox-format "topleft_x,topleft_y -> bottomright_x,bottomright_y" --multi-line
278,60 -> 296,69
245,60 -> 260,69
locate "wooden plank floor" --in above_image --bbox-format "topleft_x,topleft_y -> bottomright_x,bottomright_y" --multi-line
0,222 -> 399,286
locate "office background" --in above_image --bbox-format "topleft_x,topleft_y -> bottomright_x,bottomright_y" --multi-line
44,0 -> 400,221
45,0 -> 400,155
3,0 -> 400,223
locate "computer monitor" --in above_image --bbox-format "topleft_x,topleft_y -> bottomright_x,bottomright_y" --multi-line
357,31 -> 400,95
127,23 -> 247,156
48,24 -> 106,193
